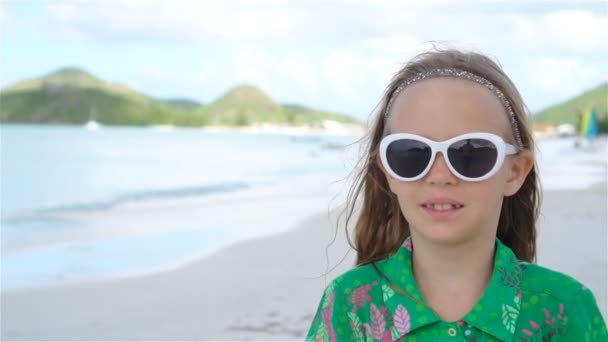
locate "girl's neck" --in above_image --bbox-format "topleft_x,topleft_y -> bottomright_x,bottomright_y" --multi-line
410,234 -> 496,321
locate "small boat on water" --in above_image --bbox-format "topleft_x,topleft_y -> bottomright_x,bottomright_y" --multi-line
320,141 -> 347,150
85,120 -> 101,130
574,107 -> 599,149
85,105 -> 102,130
289,135 -> 321,143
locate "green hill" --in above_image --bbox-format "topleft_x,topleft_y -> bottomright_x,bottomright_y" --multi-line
0,68 -> 360,128
4,67 -> 148,103
164,98 -> 202,109
0,87 -> 206,126
0,68 -> 205,126
533,83 -> 607,132
205,85 -> 284,126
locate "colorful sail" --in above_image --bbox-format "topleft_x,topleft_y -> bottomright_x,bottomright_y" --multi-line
580,108 -> 599,139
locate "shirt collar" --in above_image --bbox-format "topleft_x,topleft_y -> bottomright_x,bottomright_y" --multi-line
377,237 -> 523,341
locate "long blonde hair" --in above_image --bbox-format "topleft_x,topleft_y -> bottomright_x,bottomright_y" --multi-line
343,49 -> 541,266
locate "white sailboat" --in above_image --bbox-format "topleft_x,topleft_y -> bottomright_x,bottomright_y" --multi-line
85,105 -> 101,130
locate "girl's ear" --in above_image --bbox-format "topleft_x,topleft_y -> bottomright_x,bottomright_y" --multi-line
503,149 -> 534,197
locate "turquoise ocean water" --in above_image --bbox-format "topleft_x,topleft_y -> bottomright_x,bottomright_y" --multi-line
1,124 -> 605,290
1,124 -> 358,289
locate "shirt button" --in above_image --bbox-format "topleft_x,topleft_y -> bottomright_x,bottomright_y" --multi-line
448,327 -> 457,336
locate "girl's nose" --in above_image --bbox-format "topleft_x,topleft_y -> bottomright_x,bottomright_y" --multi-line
425,153 -> 458,185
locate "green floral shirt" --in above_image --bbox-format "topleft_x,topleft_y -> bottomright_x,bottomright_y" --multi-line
306,238 -> 607,341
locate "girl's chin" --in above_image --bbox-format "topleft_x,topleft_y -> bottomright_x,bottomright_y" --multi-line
409,222 -> 477,246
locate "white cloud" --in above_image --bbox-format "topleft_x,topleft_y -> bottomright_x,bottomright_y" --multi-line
501,10 -> 608,54
279,59 -> 316,90
325,52 -> 356,95
0,4 -> 7,25
526,56 -> 603,99
230,48 -> 275,87
44,0 -> 312,43
47,1 -> 79,24
3,1 -> 604,117
541,10 -> 608,52
41,2 -> 608,60
362,36 -> 424,60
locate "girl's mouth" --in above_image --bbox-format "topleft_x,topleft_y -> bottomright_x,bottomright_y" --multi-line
420,203 -> 464,220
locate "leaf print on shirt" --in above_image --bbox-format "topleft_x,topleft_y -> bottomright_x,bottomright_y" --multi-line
348,312 -> 365,341
364,304 -> 387,340
314,321 -> 329,342
320,281 -> 335,310
391,304 -> 411,340
502,291 -> 521,333
382,284 -> 395,302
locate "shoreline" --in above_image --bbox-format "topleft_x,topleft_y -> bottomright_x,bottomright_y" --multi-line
2,184 -> 606,340
0,122 -> 367,137
3,181 -> 605,294
7,180 -> 603,295
1,179 -> 350,292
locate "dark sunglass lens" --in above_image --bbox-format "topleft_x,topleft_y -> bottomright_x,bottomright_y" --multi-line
448,139 -> 497,178
386,139 -> 432,178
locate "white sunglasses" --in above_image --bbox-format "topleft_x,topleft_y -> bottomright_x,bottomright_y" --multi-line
379,132 -> 518,182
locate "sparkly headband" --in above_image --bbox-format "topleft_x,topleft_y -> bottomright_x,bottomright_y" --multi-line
384,68 -> 524,150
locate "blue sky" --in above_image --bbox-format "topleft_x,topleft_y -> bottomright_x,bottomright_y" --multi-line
1,0 -> 606,120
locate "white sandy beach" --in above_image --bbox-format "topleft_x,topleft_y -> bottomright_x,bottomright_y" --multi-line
1,182 -> 606,341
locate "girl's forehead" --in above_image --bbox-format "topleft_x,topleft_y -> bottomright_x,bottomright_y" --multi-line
386,78 -> 513,140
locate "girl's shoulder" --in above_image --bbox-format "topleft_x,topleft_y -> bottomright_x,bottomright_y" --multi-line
317,249 -> 404,304
516,262 -> 607,340
519,262 -> 589,302
327,259 -> 388,290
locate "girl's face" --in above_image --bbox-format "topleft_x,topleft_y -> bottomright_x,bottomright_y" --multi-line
380,77 -> 533,246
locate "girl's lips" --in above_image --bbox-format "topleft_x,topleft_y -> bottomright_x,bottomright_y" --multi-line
420,204 -> 464,220
421,196 -> 464,207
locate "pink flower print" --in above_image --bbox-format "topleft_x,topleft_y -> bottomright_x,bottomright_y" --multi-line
537,305 -> 568,340
499,264 -> 522,287
557,303 -> 567,325
529,320 -> 539,329
544,308 -> 555,327
351,284 -> 372,313
522,320 -> 539,336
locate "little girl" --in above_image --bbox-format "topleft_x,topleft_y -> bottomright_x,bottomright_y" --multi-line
306,49 -> 607,341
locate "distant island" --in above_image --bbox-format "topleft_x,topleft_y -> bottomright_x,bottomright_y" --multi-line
533,82 -> 607,133
0,67 -> 362,130
0,67 -> 605,134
